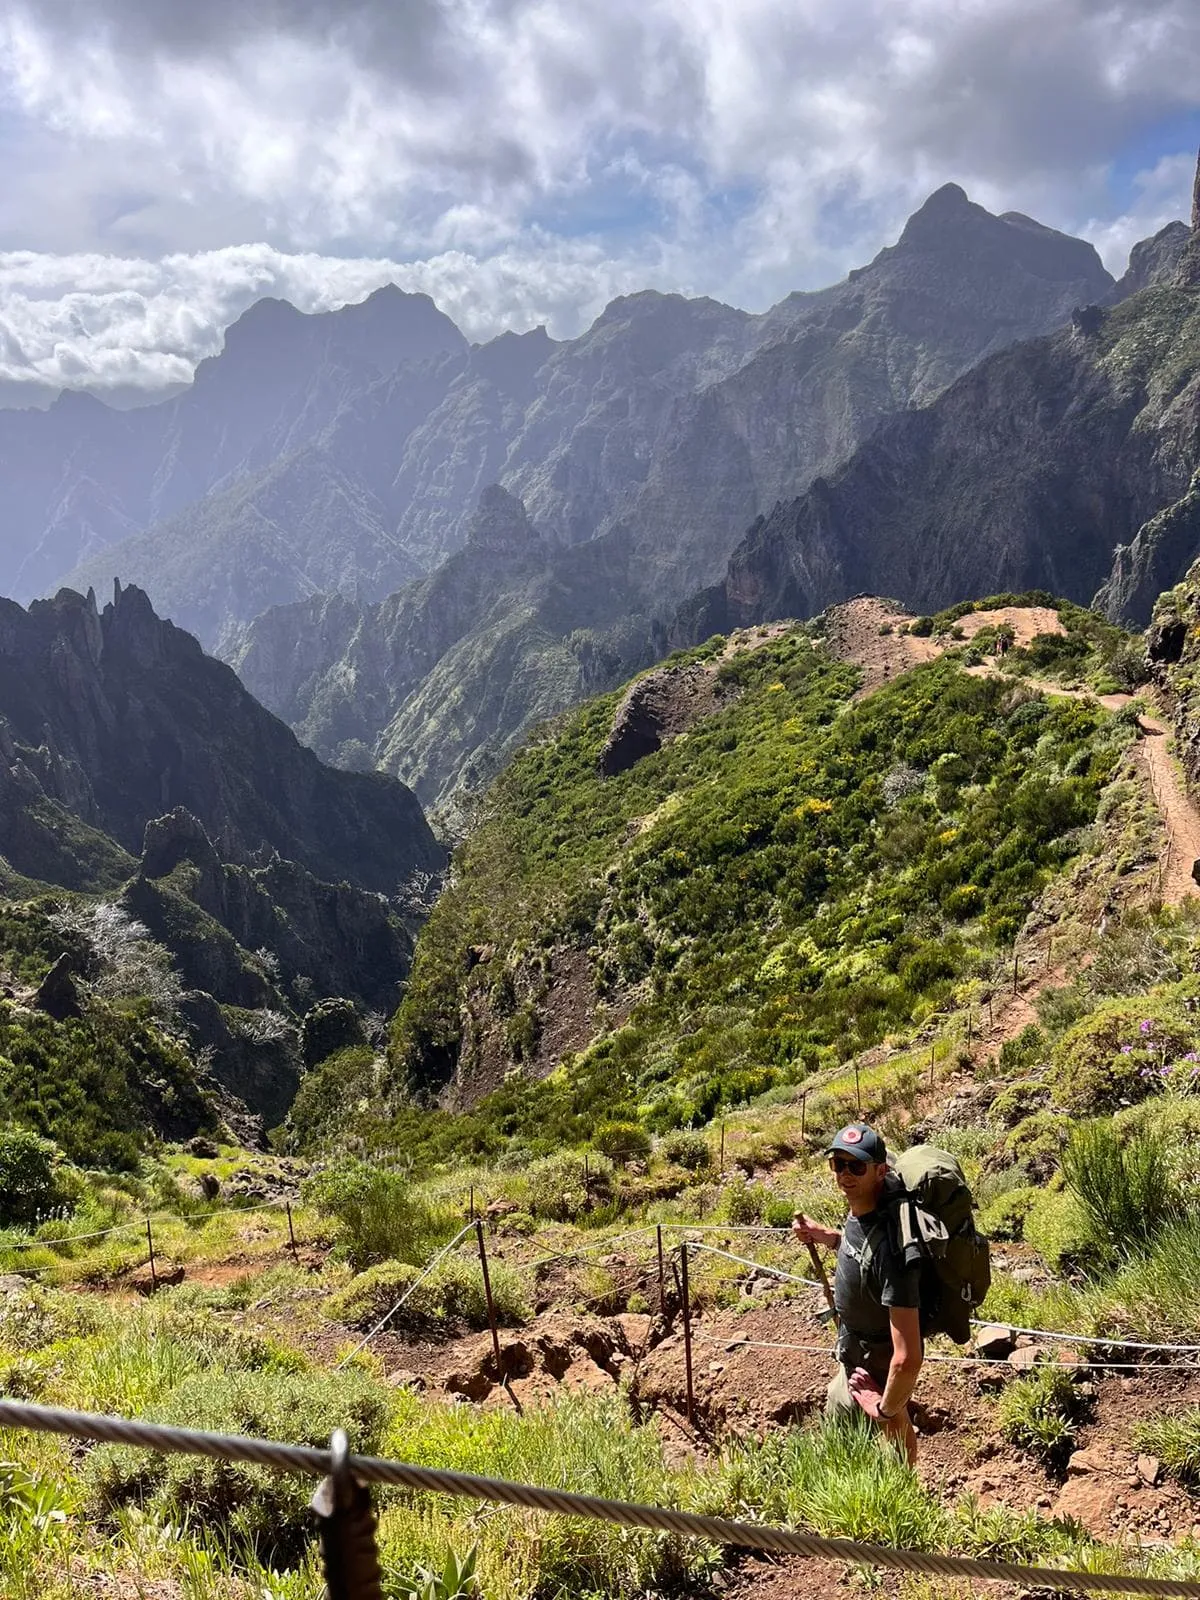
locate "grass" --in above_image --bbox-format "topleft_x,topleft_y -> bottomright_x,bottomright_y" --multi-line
995,1362 -> 1083,1464
4,1254 -> 1200,1599
1133,1411 -> 1200,1484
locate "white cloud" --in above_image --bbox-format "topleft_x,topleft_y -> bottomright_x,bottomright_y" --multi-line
0,0 -> 1195,398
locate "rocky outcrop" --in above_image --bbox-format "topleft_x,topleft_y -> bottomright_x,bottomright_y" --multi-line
129,807 -> 414,1014
1145,560 -> 1200,797
0,583 -> 444,893
598,664 -> 725,777
1173,148 -> 1200,291
177,989 -> 300,1133
1114,222 -> 1191,298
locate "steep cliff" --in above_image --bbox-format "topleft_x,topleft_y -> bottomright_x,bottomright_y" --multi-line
681,262 -> 1200,638
0,582 -> 443,892
227,487 -> 659,806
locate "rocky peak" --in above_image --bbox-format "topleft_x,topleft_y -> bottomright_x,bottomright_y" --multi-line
1116,221 -> 1192,299
141,806 -> 223,884
1193,146 -> 1200,232
891,182 -> 1108,286
101,580 -> 182,671
465,485 -> 544,554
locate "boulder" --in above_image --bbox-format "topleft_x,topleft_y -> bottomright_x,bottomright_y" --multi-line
615,1313 -> 653,1354
444,1368 -> 493,1402
128,1261 -> 186,1295
386,1369 -> 426,1391
1067,1446 -> 1115,1477
33,953 -> 82,1021
973,1323 -> 1016,1360
1137,1454 -> 1162,1488
1008,1344 -> 1044,1372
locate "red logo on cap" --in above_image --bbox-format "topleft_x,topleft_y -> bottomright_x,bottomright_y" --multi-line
842,1127 -> 862,1144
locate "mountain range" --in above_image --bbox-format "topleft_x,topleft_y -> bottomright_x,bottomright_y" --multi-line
3,171 -> 1198,813
10,184 -> 1110,645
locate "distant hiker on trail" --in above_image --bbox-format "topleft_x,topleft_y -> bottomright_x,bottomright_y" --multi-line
792,1122 -> 923,1463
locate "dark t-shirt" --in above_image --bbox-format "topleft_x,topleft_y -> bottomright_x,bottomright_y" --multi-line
833,1194 -> 921,1374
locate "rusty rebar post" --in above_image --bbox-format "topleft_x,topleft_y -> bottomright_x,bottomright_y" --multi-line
476,1219 -> 504,1380
680,1243 -> 695,1423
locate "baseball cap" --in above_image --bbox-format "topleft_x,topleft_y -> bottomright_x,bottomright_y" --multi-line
825,1122 -> 887,1164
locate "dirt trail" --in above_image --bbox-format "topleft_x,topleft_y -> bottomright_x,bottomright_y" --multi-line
825,596 -> 1200,909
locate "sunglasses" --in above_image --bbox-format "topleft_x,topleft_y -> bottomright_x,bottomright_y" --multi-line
829,1154 -> 868,1176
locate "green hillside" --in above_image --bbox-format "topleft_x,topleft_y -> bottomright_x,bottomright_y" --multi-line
344,600 -> 1140,1169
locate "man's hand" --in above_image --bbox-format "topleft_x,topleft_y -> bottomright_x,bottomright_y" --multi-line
792,1212 -> 840,1251
847,1367 -> 886,1418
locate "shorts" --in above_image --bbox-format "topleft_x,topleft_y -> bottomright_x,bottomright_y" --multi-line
824,1360 -> 890,1424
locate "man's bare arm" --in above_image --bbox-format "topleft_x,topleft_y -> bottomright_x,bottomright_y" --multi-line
879,1304 -> 922,1418
792,1212 -> 841,1252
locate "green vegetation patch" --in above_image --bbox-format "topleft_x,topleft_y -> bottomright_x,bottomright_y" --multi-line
381,638 -> 1128,1166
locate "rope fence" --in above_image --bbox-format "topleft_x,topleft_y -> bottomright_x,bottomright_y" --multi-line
1,1398 -> 1198,1597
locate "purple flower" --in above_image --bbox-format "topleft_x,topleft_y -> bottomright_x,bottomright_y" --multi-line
1161,1066 -> 1173,1077
1139,1019 -> 1153,1035
1120,1044 -> 1134,1054
1185,1052 -> 1198,1063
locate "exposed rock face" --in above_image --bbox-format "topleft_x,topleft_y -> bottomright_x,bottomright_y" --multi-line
176,990 -> 300,1133
228,491 -> 662,806
679,276 -> 1200,639
1114,222 -> 1191,298
598,664 -> 725,777
129,808 -> 413,1015
1146,561 -> 1200,799
0,583 -> 444,893
33,953 -> 83,1020
1174,148 -> 1200,291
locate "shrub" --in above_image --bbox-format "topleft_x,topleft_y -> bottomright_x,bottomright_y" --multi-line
1002,1110 -> 1071,1181
998,1026 -> 1047,1079
1021,1188 -> 1098,1273
301,998 -> 366,1068
718,1176 -> 769,1225
996,1362 -> 1082,1463
979,1185 -> 1039,1241
1061,1121 -> 1181,1260
593,1122 -> 652,1166
657,1131 -> 712,1172
84,1368 -> 389,1567
525,1151 -> 608,1221
324,1256 -> 528,1334
0,1128 -> 66,1227
1050,997 -> 1196,1114
324,1261 -> 444,1331
301,1161 -> 460,1272
989,1079 -> 1051,1128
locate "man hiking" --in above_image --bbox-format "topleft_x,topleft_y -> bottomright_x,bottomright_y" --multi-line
792,1121 -> 923,1463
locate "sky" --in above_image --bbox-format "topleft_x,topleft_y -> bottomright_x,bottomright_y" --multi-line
0,0 -> 1197,402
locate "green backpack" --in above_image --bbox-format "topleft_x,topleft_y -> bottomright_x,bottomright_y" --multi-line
864,1145 -> 991,1344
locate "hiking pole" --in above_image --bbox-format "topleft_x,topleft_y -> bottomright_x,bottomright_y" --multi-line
795,1218 -> 837,1326
806,1243 -> 837,1326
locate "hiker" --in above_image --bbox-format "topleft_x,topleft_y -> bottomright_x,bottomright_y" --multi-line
792,1122 -> 923,1463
